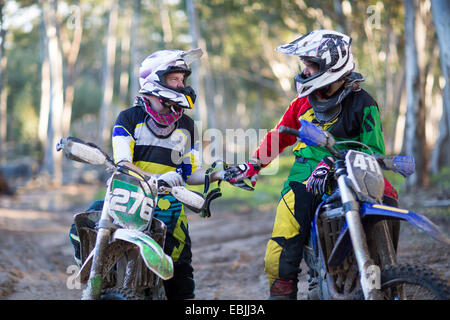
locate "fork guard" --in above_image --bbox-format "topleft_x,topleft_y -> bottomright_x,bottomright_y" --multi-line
326,202 -> 450,267
112,229 -> 174,280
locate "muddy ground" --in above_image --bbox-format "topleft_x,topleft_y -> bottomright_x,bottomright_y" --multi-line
0,183 -> 448,300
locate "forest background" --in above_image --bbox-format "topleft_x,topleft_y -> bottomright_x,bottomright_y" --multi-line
0,0 -> 449,206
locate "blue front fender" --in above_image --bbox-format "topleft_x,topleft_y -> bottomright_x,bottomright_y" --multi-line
327,202 -> 450,267
361,203 -> 450,244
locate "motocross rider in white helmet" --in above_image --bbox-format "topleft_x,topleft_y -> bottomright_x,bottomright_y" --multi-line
69,48 -> 223,300
137,49 -> 201,137
224,30 -> 399,299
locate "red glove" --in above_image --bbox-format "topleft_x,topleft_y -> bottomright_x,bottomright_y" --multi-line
224,161 -> 260,187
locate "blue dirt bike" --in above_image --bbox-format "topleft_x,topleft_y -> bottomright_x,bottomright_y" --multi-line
279,120 -> 449,300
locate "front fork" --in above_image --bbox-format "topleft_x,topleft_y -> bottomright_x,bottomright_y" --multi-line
335,163 -> 382,300
82,187 -> 113,300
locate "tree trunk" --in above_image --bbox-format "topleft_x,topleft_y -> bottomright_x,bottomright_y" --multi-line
39,15 -> 50,158
99,1 -> 118,148
186,0 -> 208,126
403,0 -> 429,189
129,0 -> 141,105
430,0 -> 450,174
158,0 -> 173,44
393,64 -> 406,153
61,1 -> 83,137
0,2 -> 7,164
42,0 -> 64,185
186,0 -> 217,129
119,2 -> 132,106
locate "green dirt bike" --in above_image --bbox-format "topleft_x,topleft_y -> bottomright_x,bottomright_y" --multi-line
57,137 -> 220,300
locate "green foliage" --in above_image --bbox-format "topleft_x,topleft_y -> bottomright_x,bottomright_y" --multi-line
5,27 -> 41,145
6,1 -> 410,145
2,0 -> 444,197
430,166 -> 450,190
71,79 -> 102,120
382,170 -> 407,194
10,82 -> 39,140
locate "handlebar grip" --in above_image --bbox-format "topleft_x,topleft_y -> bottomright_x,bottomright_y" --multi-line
278,125 -> 300,137
170,186 -> 205,212
378,155 -> 415,177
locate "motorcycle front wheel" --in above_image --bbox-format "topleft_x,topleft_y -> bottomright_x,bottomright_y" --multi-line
100,287 -> 139,300
380,263 -> 449,300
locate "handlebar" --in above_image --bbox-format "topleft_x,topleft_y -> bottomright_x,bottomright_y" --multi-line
279,121 -> 340,158
278,121 -> 415,177
57,136 -> 211,213
56,136 -> 116,170
278,125 -> 301,137
376,155 -> 415,177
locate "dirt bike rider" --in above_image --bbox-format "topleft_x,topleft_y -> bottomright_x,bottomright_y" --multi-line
69,48 -> 222,300
224,30 -> 399,299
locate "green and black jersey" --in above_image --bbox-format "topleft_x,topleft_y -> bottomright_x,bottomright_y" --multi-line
253,88 -> 386,189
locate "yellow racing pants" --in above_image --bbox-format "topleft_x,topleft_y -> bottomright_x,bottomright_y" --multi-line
264,181 -> 319,287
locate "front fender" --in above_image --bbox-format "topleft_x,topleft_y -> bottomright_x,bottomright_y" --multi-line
327,202 -> 450,267
113,229 -> 174,280
361,203 -> 450,245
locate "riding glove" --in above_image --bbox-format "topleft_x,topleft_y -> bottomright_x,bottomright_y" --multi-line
306,157 -> 334,195
159,171 -> 185,187
224,161 -> 260,188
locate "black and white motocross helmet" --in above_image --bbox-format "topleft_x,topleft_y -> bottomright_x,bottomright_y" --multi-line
276,30 -> 355,99
139,48 -> 203,109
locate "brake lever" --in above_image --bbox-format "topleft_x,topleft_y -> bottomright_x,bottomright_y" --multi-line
199,188 -> 222,218
229,179 -> 255,191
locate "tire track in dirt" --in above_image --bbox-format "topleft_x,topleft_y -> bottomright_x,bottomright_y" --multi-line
188,203 -> 449,300
0,184 -> 97,300
188,206 -> 310,300
0,185 -> 448,300
0,209 -> 82,299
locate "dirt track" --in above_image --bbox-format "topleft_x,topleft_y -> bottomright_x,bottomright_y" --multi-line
0,184 -> 448,300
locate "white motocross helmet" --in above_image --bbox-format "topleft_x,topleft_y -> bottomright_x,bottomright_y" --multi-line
276,30 -> 354,98
139,48 -> 203,109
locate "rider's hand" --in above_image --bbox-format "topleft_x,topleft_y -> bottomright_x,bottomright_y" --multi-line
224,161 -> 260,187
306,157 -> 334,195
159,171 -> 185,187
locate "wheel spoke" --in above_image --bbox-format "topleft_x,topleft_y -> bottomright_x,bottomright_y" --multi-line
383,281 -> 439,300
